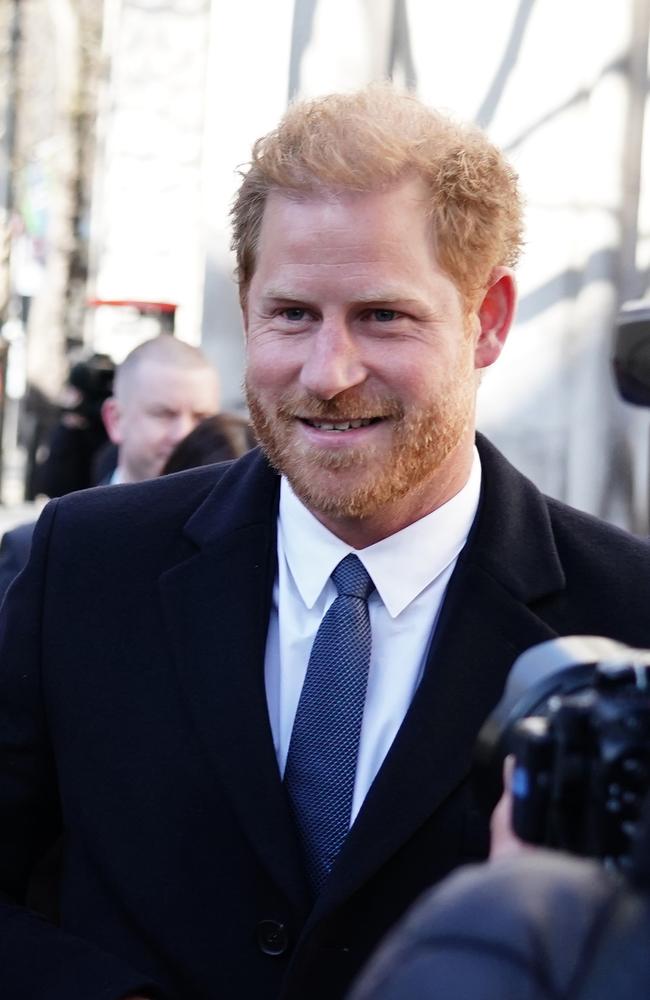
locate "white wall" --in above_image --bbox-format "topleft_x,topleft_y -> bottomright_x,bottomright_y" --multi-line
88,0 -> 650,528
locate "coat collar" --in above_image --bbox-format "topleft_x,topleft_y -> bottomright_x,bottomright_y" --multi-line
469,433 -> 565,602
182,446 -> 280,546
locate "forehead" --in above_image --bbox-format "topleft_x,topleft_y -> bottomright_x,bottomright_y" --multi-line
259,179 -> 432,259
124,360 -> 218,406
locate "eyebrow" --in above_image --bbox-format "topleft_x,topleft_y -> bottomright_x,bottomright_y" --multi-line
261,290 -> 309,302
261,289 -> 426,308
353,295 -> 425,309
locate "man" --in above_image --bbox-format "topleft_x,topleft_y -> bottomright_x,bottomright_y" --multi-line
0,85 -> 649,1000
0,334 -> 220,603
100,333 -> 221,483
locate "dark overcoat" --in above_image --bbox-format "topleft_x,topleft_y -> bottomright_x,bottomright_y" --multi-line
1,435 -> 649,1000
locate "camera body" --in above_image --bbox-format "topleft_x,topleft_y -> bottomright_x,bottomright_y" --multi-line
613,300 -> 650,405
478,636 -> 650,870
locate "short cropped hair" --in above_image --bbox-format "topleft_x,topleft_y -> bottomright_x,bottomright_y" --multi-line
114,334 -> 215,400
231,84 -> 524,308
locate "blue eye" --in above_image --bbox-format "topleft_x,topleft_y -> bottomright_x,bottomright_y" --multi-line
283,308 -> 307,321
373,309 -> 398,322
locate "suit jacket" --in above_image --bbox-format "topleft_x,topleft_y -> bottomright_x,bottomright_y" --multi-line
1,434 -> 649,1000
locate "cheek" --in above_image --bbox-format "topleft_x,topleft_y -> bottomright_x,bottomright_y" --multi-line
139,419 -> 167,448
385,356 -> 435,399
387,348 -> 471,405
247,345 -> 297,392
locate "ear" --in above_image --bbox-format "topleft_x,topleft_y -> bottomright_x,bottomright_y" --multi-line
474,267 -> 517,370
101,397 -> 124,445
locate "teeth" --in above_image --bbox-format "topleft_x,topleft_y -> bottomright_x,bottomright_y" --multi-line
311,418 -> 374,431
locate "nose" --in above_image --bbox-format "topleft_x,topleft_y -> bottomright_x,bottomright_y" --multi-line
299,320 -> 366,400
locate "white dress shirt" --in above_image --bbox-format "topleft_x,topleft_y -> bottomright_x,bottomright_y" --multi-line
264,449 -> 482,824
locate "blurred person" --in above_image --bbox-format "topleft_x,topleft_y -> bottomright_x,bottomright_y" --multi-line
350,782 -> 650,1000
0,84 -> 649,1000
0,335 -> 220,605
161,411 -> 256,475
1,353 -> 116,601
20,383 -> 60,501
32,353 -> 116,498
101,333 -> 221,483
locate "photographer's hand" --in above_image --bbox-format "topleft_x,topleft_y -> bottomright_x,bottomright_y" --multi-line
489,756 -> 534,860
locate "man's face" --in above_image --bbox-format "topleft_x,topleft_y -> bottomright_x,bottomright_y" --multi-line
244,178 -> 486,538
107,361 -> 220,482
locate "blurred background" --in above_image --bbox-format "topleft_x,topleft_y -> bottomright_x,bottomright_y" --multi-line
0,0 -> 649,532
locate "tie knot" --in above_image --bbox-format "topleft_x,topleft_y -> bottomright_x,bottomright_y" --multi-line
331,554 -> 374,600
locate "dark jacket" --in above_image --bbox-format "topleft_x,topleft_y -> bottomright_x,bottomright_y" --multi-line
0,435 -> 649,1000
0,519 -> 35,604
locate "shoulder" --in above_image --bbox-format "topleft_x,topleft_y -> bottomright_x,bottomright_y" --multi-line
46,450 -> 263,534
472,434 -> 650,643
546,493 -> 650,565
352,854 -> 621,1000
0,521 -> 36,554
0,521 -> 36,579
407,852 -> 617,935
29,447 -> 278,571
477,433 -> 650,567
0,521 -> 36,602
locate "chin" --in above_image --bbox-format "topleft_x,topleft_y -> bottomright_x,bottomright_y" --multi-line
286,461 -> 413,520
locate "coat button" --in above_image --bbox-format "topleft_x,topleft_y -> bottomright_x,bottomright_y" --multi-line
257,919 -> 289,956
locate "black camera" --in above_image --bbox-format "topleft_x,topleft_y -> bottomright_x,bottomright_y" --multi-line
613,300 -> 650,405
477,636 -> 650,871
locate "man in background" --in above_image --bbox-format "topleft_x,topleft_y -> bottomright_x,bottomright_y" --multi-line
0,334 -> 220,601
100,333 -> 221,484
0,85 -> 649,1000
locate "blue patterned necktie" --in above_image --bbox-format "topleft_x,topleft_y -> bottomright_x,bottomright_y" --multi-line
284,553 -> 375,894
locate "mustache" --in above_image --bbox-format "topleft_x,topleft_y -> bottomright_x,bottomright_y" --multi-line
273,389 -> 404,422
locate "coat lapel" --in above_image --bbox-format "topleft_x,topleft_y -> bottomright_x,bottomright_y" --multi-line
158,451 -> 310,910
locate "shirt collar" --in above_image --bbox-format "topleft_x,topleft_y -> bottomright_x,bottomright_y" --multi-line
278,448 -> 482,618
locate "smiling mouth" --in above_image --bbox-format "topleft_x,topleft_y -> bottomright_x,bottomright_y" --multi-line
299,417 -> 383,432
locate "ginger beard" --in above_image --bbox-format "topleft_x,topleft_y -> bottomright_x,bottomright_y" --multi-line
245,343 -> 478,520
